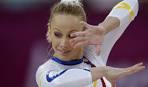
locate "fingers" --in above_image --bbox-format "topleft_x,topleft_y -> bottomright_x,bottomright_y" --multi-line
80,21 -> 93,30
129,62 -> 145,70
124,62 -> 145,76
105,62 -> 145,82
70,31 -> 86,38
70,31 -> 91,48
73,41 -> 89,48
70,21 -> 91,38
70,36 -> 86,44
130,62 -> 145,73
70,37 -> 89,48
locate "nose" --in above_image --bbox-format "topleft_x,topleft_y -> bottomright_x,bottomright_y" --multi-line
59,38 -> 70,49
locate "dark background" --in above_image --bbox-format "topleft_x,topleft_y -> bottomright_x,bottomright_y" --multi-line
0,0 -> 147,87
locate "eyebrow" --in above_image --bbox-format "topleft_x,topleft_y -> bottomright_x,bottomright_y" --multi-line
70,30 -> 79,33
54,27 -> 61,32
54,27 -> 79,33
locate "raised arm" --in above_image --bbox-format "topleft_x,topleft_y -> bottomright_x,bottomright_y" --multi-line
99,0 -> 139,64
82,0 -> 139,66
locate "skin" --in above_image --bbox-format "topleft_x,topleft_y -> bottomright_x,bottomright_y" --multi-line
91,62 -> 145,87
47,14 -> 84,61
70,17 -> 120,55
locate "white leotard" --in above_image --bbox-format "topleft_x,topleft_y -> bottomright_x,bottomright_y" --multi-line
36,0 -> 139,87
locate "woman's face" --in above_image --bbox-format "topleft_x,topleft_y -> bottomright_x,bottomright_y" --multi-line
48,14 -> 84,60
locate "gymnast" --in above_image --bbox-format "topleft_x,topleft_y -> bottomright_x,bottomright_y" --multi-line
36,0 -> 145,87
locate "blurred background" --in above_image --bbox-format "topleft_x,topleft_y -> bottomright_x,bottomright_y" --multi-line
0,0 -> 148,87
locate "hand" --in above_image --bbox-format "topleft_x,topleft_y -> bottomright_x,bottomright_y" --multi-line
70,21 -> 106,54
104,62 -> 145,85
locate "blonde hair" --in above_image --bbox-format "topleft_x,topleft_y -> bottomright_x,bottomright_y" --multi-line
49,0 -> 86,23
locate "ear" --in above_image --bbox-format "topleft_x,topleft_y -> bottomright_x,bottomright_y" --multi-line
46,23 -> 51,43
47,23 -> 51,32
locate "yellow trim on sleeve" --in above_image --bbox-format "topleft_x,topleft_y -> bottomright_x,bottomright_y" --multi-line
114,2 -> 135,20
38,70 -> 45,87
93,80 -> 98,87
38,74 -> 42,87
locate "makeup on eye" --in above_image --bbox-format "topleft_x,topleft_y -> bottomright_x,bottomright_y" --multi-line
54,32 -> 63,38
53,26 -> 82,38
54,31 -> 76,39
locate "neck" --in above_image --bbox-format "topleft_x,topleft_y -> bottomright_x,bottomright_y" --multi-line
53,52 -> 83,61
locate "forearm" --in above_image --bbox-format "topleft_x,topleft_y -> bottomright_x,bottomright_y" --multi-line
99,16 -> 120,34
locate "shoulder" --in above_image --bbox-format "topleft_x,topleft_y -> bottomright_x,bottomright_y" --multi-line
36,59 -> 58,85
36,59 -> 56,73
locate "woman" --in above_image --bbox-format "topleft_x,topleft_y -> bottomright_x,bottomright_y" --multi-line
36,0 -> 144,87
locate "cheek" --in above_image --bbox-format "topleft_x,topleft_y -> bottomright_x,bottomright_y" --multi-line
51,38 -> 59,46
51,33 -> 59,42
73,47 -> 83,52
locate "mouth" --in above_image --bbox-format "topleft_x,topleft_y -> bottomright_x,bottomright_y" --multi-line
56,49 -> 71,55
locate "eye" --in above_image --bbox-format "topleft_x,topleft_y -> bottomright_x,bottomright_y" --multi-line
54,32 -> 62,38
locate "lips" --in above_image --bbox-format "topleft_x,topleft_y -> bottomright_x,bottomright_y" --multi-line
56,49 -> 71,55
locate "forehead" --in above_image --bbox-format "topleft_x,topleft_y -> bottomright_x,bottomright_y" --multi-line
51,14 -> 83,33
